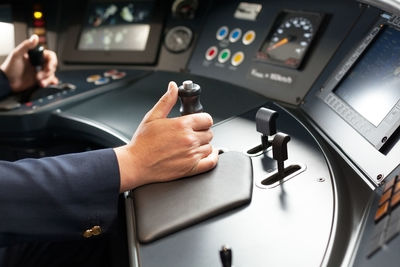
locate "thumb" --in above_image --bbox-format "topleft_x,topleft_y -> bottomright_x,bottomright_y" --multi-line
14,35 -> 39,56
144,81 -> 178,122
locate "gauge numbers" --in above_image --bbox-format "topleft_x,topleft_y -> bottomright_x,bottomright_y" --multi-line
257,11 -> 323,69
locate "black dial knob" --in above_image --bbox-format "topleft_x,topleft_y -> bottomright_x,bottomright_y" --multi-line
178,80 -> 203,115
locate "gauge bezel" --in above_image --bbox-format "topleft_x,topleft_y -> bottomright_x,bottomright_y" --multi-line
164,25 -> 193,53
256,10 -> 324,69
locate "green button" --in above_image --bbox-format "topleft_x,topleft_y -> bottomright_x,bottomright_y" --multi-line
221,51 -> 229,59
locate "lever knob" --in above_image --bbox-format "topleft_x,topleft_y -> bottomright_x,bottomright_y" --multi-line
272,132 -> 291,179
28,45 -> 45,71
272,132 -> 290,162
219,245 -> 232,267
256,107 -> 278,136
178,80 -> 203,115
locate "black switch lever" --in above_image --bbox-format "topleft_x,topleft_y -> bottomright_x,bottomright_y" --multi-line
219,245 -> 232,267
28,45 -> 44,72
272,132 -> 291,180
178,80 -> 203,115
256,107 -> 279,150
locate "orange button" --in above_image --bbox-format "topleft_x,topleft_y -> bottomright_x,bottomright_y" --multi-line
394,181 -> 400,193
391,191 -> 400,209
379,188 -> 392,206
375,201 -> 389,222
383,178 -> 395,192
242,30 -> 256,45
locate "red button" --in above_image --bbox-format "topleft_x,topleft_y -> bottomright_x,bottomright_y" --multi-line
205,46 -> 218,61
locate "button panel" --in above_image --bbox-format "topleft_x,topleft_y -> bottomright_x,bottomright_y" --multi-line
204,26 -> 256,67
11,69 -> 129,112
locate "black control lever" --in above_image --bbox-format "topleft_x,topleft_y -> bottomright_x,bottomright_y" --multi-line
178,80 -> 203,115
255,107 -> 279,150
272,132 -> 291,180
28,45 -> 45,72
219,245 -> 232,267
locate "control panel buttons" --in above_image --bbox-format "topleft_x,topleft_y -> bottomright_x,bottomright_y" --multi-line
104,69 -> 119,77
216,26 -> 229,40
243,30 -> 256,45
94,77 -> 110,85
205,46 -> 218,60
229,28 -> 242,43
112,71 -> 126,80
231,51 -> 245,66
86,74 -> 102,83
218,48 -> 231,63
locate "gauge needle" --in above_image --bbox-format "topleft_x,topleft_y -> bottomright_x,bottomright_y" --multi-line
267,37 -> 289,51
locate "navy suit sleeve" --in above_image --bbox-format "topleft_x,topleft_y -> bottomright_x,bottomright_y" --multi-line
0,70 -> 12,100
0,148 -> 120,243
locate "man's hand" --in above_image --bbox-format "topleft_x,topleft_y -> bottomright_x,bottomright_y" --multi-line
115,81 -> 219,192
0,34 -> 58,92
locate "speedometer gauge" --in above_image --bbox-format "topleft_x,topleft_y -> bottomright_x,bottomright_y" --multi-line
257,11 -> 324,69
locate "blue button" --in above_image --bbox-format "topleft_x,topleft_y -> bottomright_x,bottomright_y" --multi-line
229,28 -> 242,43
216,26 -> 229,40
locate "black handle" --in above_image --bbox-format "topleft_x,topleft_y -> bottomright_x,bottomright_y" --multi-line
178,80 -> 203,116
28,45 -> 44,70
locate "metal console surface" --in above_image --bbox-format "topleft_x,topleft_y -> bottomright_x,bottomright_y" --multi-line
124,103 -> 337,267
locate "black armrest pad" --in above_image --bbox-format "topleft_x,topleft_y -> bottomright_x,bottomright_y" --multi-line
132,151 -> 253,243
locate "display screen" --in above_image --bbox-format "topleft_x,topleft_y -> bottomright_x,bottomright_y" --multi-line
77,1 -> 154,51
0,5 -> 14,56
334,26 -> 400,127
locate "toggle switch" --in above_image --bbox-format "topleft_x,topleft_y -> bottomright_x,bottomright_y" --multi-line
178,80 -> 203,115
255,107 -> 279,150
219,245 -> 232,267
272,132 -> 291,180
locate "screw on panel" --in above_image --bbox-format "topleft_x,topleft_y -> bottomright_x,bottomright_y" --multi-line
382,136 -> 388,143
377,174 -> 384,181
317,177 -> 325,182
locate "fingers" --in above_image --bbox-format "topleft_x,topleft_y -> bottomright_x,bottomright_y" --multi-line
189,147 -> 219,176
188,112 -> 213,131
14,35 -> 39,57
41,50 -> 58,74
144,81 -> 178,122
36,50 -> 58,87
195,129 -> 213,146
38,74 -> 58,88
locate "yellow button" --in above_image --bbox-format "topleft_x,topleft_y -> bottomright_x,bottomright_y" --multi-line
231,51 -> 245,66
83,229 -> 93,238
91,225 -> 102,236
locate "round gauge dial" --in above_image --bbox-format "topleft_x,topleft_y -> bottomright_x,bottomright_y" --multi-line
258,11 -> 323,69
164,26 -> 193,53
171,0 -> 198,19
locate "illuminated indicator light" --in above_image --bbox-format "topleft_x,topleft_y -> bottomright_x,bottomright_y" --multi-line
205,46 -> 218,60
33,20 -> 45,27
33,27 -> 46,35
243,30 -> 256,45
218,49 -> 231,63
33,11 -> 43,19
231,51 -> 245,66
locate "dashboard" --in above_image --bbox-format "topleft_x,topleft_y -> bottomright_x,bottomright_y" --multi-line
0,0 -> 400,266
